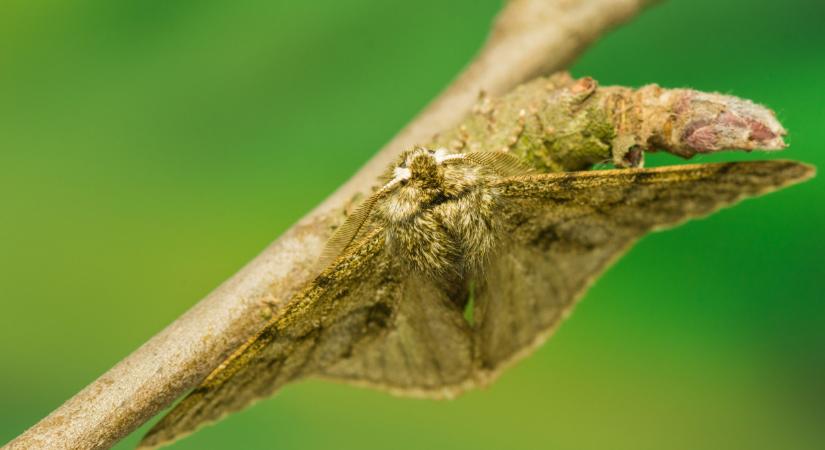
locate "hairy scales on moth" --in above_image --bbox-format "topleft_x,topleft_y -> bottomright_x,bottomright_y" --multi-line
321,147 -> 534,280
139,75 -> 814,449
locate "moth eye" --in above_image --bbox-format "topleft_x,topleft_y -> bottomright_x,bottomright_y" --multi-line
399,161 -> 407,169
427,149 -> 435,155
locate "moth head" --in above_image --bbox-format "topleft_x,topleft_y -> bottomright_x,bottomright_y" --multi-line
387,147 -> 463,191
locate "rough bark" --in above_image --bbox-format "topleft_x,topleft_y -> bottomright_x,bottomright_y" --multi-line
433,74 -> 787,170
5,1 -> 658,449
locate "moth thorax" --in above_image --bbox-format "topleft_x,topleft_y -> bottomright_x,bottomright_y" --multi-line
380,160 -> 502,279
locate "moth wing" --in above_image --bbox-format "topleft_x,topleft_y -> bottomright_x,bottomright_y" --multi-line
317,273 -> 475,398
317,190 -> 382,268
140,230 -> 401,449
474,160 -> 813,377
463,150 -> 536,177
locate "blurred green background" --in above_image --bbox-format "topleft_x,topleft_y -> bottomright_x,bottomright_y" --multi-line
1,0 -> 823,449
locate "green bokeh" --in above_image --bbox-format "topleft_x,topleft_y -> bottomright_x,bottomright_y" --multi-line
1,0 -> 823,449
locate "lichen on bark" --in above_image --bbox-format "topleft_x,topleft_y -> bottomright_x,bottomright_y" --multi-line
432,72 -> 787,173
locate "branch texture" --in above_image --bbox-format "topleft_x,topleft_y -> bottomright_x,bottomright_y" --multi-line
433,73 -> 787,169
5,1 -> 656,449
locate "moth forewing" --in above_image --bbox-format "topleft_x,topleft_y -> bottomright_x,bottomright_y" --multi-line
472,160 -> 814,372
140,229 -> 398,449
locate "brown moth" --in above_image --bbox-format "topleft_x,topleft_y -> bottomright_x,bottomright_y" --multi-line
139,144 -> 813,449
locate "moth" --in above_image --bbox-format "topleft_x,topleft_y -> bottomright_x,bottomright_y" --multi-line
140,146 -> 813,448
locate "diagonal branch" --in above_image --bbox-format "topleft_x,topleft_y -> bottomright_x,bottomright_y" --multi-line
4,1 -> 657,449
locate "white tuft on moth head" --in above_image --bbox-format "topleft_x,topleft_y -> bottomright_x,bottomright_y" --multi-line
383,147 -> 466,191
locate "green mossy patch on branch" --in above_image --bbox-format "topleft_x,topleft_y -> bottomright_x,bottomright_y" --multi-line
432,72 -> 786,173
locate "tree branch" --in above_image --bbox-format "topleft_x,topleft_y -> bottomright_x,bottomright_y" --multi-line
5,1 -> 657,449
